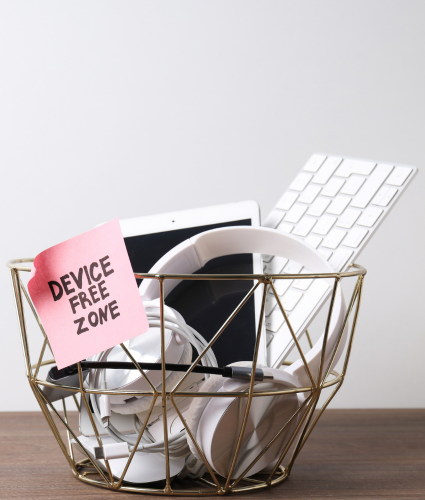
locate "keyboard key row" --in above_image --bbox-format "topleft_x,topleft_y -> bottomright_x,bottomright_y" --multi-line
304,234 -> 322,249
322,228 -> 347,249
285,204 -> 308,223
299,184 -> 321,203
278,222 -> 294,233
318,248 -> 332,260
340,175 -> 365,195
285,260 -> 304,274
328,248 -> 353,271
321,177 -> 345,197
312,157 -> 342,184
335,159 -> 376,177
265,289 -> 303,323
335,208 -> 361,229
290,173 -> 313,191
264,256 -> 288,274
343,227 -> 369,248
312,215 -> 337,235
303,154 -> 327,173
293,268 -> 313,291
351,164 -> 393,208
357,206 -> 383,227
372,185 -> 398,207
386,166 -> 413,186
270,278 -> 293,296
307,197 -> 331,216
293,217 -> 317,236
327,195 -> 351,215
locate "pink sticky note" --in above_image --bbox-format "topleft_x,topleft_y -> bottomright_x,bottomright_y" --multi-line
28,219 -> 149,369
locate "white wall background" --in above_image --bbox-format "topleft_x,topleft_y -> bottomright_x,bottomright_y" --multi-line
1,0 -> 424,411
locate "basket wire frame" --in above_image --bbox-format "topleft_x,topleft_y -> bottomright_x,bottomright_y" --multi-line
7,258 -> 366,495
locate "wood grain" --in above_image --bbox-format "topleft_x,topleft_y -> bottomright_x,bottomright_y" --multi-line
0,410 -> 424,499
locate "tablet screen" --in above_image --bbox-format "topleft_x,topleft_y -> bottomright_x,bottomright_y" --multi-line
124,219 -> 256,366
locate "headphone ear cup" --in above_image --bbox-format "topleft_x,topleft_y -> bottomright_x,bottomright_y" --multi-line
196,367 -> 302,479
185,375 -> 224,461
184,362 -> 259,464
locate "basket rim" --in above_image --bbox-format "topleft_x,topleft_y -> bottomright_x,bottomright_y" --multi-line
6,257 -> 367,279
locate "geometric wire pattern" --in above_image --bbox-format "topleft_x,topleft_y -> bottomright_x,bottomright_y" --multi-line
7,257 -> 366,495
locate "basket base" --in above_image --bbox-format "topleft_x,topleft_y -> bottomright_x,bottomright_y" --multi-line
74,462 -> 289,496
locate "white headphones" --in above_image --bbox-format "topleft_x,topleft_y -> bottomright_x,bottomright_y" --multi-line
139,226 -> 347,388
87,226 -> 347,481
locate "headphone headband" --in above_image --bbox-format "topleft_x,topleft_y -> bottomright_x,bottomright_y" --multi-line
139,226 -> 335,301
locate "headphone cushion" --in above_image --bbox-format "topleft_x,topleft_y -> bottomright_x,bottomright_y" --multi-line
185,374 -> 224,461
185,362 -> 254,462
111,342 -> 193,415
196,366 -> 303,478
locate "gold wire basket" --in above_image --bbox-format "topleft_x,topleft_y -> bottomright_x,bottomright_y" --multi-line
7,257 -> 366,496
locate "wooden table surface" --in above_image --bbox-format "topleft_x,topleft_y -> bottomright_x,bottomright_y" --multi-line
0,410 -> 424,499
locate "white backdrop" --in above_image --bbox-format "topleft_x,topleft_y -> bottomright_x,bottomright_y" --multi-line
1,1 -> 424,410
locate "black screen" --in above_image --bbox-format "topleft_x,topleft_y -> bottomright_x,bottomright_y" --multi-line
124,219 -> 256,366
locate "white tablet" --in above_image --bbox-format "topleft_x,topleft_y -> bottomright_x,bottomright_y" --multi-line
119,201 -> 266,366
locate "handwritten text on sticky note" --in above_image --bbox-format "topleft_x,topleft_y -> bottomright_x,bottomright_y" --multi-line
28,219 -> 149,369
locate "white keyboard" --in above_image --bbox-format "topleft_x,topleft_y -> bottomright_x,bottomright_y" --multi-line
262,154 -> 417,368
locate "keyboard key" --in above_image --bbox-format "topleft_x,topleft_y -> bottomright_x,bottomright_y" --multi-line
265,294 -> 277,316
284,260 -> 303,274
335,159 -> 376,177
357,206 -> 384,227
262,254 -> 274,263
327,195 -> 352,215
277,222 -> 294,233
336,208 -> 362,229
292,217 -> 317,236
372,186 -> 398,207
281,290 -> 303,311
351,164 -> 394,208
312,157 -> 342,184
304,234 -> 322,249
266,309 -> 284,332
303,154 -> 327,172
318,248 -> 333,260
263,210 -> 285,228
298,185 -> 321,203
307,197 -> 331,216
276,191 -> 299,210
321,178 -> 345,197
312,215 -> 337,235
343,227 -> 369,248
270,278 -> 293,296
328,248 -> 354,271
285,204 -> 308,223
386,166 -> 413,186
290,173 -> 313,192
322,229 -> 347,249
293,268 -> 313,291
340,176 -> 365,195
264,256 -> 288,274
